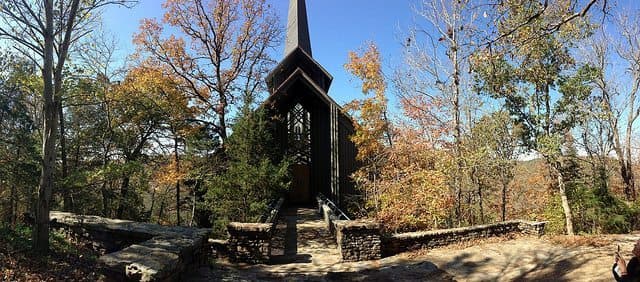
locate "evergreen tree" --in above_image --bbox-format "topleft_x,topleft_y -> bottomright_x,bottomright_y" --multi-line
205,96 -> 290,236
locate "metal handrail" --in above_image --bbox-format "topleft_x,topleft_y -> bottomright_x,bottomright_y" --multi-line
260,197 -> 284,223
317,193 -> 350,221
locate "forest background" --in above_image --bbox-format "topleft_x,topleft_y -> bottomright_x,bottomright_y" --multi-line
0,0 -> 639,254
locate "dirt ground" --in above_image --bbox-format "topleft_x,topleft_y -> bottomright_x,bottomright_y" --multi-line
185,209 -> 639,281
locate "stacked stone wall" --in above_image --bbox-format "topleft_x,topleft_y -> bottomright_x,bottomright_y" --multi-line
226,223 -> 273,264
226,197 -> 284,264
382,220 -> 547,257
334,220 -> 381,261
50,211 -> 211,281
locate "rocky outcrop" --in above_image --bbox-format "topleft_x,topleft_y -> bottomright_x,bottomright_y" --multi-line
50,211 -> 211,282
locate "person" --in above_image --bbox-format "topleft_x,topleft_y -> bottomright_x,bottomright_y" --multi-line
614,239 -> 640,282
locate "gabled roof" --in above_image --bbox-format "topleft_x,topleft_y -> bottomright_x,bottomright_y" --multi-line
266,47 -> 333,94
264,67 -> 342,111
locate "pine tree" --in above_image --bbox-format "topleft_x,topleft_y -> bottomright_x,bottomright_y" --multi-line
205,96 -> 290,235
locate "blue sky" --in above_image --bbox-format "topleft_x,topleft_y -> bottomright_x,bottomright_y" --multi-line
102,0 -> 416,107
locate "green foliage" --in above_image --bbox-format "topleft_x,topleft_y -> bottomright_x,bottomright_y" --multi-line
0,54 -> 40,223
0,224 -> 78,255
543,194 -> 567,235
0,223 -> 33,252
571,183 -> 637,234
205,103 -> 290,237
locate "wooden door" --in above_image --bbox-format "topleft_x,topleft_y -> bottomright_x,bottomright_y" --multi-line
287,103 -> 312,204
289,164 -> 310,204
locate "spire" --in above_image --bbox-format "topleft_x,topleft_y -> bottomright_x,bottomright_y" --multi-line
285,0 -> 312,57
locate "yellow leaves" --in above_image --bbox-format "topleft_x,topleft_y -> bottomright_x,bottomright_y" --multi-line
344,42 -> 391,161
354,126 -> 454,233
346,42 -> 452,231
344,43 -> 386,97
109,64 -> 199,127
152,159 -> 187,189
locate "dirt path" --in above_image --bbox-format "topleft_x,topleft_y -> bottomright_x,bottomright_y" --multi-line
185,208 -> 638,281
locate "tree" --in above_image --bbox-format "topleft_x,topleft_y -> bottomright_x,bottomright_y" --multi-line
345,42 -> 454,231
205,96 -> 289,235
344,43 -> 393,212
396,0 -> 482,223
0,54 -> 40,226
472,0 -> 595,235
0,0 -> 135,252
124,63 -> 198,225
133,0 -> 281,142
580,14 -> 640,201
109,66 -> 185,220
467,111 -> 519,222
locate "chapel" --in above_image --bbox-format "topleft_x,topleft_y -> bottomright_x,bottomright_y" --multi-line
264,0 -> 358,207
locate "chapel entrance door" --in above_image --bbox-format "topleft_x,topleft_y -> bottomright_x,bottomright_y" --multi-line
287,103 -> 311,204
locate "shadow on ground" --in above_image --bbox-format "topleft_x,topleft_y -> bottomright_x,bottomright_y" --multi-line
185,208 -> 631,281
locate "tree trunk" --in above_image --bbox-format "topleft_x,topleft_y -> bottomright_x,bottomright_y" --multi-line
158,196 -> 166,224
501,180 -> 507,222
33,0 -> 56,253
59,100 -> 72,211
174,137 -> 181,226
478,185 -> 484,225
116,176 -> 131,219
553,164 -> 575,235
623,158 -> 636,201
149,187 -> 156,221
624,70 -> 638,201
10,183 -> 17,225
101,181 -> 110,217
190,183 -> 197,227
451,29 -> 463,225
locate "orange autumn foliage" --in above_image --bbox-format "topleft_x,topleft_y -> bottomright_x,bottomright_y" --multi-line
345,43 -> 453,232
133,0 -> 280,140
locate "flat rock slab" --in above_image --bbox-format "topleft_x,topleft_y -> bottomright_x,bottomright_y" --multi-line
50,212 -> 209,238
50,211 -> 211,282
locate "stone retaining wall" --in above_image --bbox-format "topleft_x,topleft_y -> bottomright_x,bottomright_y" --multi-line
334,220 -> 382,261
50,211 -> 211,282
382,220 -> 547,257
227,222 -> 273,263
315,192 -> 547,262
316,194 -> 383,261
226,197 -> 284,264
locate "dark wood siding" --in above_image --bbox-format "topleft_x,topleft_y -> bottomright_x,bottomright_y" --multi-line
266,75 -> 359,209
338,114 -> 357,204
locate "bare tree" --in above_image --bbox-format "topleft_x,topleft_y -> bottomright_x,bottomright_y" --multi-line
133,0 -> 281,142
394,0 -> 482,224
580,14 -> 640,201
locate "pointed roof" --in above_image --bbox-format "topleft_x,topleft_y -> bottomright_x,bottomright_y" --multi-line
285,0 -> 312,57
267,0 -> 332,95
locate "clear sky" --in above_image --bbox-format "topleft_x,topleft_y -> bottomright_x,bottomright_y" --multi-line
102,0 -> 416,107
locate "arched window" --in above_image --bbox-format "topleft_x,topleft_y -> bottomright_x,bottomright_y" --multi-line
287,103 -> 311,164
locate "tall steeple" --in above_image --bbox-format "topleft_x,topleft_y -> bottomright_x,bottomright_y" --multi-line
285,0 -> 312,57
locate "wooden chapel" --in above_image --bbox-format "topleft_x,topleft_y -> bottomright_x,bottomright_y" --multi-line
264,0 -> 358,207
